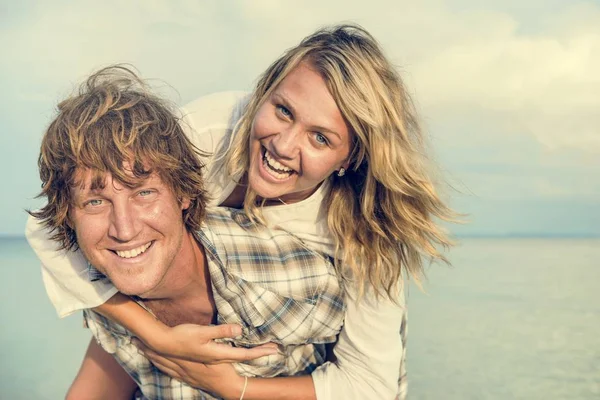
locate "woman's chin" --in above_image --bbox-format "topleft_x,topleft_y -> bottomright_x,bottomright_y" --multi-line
248,171 -> 289,199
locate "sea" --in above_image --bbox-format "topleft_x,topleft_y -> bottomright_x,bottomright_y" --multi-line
0,237 -> 598,399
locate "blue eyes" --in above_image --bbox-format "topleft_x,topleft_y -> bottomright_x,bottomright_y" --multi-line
87,199 -> 103,207
275,103 -> 329,146
276,105 -> 292,118
315,133 -> 327,145
83,190 -> 154,208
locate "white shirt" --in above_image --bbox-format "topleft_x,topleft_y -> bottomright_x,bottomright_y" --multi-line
25,91 -> 407,399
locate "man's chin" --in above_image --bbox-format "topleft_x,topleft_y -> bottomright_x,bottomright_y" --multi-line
110,278 -> 158,299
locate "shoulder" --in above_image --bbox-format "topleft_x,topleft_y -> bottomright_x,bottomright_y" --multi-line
83,309 -> 129,354
178,91 -> 251,156
180,91 -> 250,130
200,208 -> 334,278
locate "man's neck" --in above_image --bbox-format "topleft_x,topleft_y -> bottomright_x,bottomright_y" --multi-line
141,231 -> 216,327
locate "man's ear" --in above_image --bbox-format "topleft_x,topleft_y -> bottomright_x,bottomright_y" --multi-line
65,209 -> 73,229
180,197 -> 191,210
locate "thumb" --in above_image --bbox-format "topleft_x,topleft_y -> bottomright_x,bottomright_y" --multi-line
209,324 -> 243,340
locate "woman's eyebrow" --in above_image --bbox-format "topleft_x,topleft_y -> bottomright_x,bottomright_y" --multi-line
272,92 -> 296,113
312,125 -> 341,140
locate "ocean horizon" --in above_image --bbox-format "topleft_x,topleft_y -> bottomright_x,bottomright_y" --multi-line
1,237 -> 598,399
4,233 -> 600,240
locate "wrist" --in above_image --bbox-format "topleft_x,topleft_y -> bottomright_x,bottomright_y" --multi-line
223,375 -> 248,400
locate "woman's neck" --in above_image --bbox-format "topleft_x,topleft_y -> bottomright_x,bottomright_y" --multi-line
221,174 -> 323,208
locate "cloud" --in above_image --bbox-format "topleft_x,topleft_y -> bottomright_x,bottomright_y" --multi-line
402,3 -> 600,153
239,0 -> 600,153
1,0 -> 599,235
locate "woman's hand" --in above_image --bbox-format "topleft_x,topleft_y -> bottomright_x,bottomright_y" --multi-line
135,339 -> 248,399
140,323 -> 278,364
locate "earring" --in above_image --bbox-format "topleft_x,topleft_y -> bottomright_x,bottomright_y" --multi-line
337,168 -> 346,177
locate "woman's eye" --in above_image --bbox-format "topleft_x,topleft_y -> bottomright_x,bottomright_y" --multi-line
315,133 -> 328,145
276,105 -> 292,118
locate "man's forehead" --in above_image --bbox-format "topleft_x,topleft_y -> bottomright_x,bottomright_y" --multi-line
72,167 -> 162,193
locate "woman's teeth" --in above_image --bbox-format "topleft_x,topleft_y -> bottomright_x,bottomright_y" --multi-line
115,242 -> 152,259
263,150 -> 294,179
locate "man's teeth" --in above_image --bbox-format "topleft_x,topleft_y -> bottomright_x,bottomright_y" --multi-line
264,150 -> 292,172
115,242 -> 152,259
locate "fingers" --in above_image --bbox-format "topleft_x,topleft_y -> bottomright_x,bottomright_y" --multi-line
150,358 -> 181,380
133,332 -> 278,364
254,342 -> 279,350
209,324 -> 243,340
210,342 -> 279,363
131,338 -> 146,352
142,348 -> 184,379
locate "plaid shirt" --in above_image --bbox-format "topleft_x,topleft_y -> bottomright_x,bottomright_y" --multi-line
85,207 -> 346,400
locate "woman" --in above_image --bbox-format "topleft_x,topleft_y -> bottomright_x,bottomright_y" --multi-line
27,24 -> 453,399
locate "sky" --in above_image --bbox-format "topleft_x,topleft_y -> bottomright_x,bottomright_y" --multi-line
1,0 -> 599,237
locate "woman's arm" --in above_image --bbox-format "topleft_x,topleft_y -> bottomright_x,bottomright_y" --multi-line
139,284 -> 406,400
98,293 -> 277,363
26,214 -> 175,351
240,285 -> 406,400
66,338 -> 137,400
27,214 -> 274,363
138,345 -> 316,400
311,284 -> 407,399
26,215 -> 118,317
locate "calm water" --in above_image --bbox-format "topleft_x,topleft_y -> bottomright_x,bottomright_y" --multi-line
0,237 -> 598,399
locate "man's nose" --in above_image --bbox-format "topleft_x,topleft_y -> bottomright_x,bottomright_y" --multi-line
271,125 -> 301,159
108,201 -> 140,242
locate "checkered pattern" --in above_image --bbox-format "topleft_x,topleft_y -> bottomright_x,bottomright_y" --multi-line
85,310 -> 218,400
85,207 -> 346,399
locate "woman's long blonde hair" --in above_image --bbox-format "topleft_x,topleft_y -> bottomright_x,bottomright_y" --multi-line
221,24 -> 455,299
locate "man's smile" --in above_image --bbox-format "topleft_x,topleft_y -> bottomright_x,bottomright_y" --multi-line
111,241 -> 154,259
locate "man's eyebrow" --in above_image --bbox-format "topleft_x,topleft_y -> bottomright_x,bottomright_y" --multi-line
73,189 -> 101,200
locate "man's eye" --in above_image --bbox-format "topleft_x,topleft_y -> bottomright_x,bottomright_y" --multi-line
86,199 -> 103,207
276,105 -> 292,118
139,190 -> 153,197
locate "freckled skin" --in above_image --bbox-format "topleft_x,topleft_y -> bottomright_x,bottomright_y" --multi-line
247,62 -> 352,204
69,169 -> 192,298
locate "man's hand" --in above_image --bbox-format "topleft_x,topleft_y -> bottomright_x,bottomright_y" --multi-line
138,323 -> 278,364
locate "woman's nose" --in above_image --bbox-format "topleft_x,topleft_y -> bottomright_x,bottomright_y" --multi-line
271,125 -> 301,159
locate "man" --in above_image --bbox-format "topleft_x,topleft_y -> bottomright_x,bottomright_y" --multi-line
30,66 -> 345,399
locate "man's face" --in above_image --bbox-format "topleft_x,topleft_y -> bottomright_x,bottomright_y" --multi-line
68,167 -> 190,298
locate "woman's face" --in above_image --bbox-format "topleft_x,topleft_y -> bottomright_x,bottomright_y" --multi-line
248,62 -> 352,203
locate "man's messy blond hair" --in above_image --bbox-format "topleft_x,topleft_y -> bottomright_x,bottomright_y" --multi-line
30,65 -> 208,250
